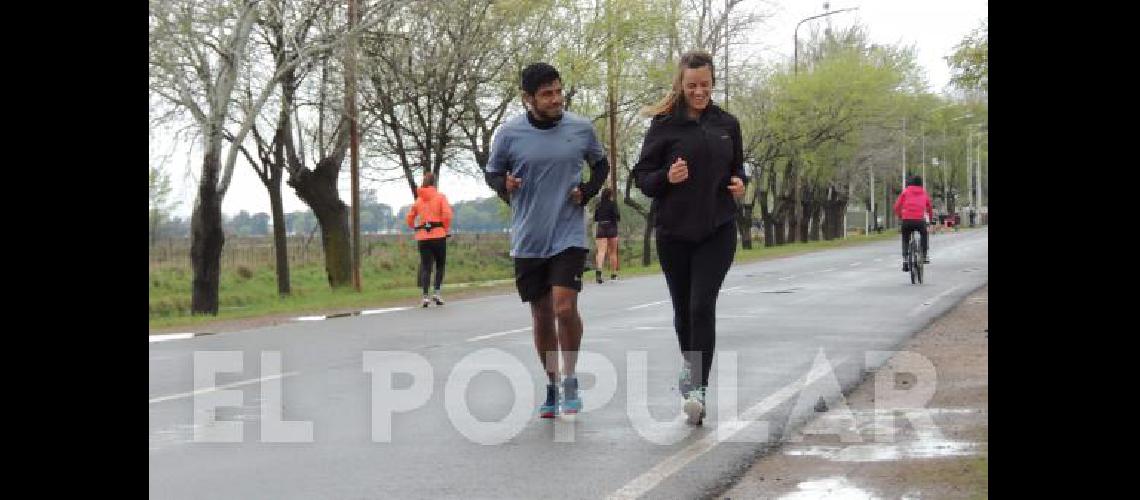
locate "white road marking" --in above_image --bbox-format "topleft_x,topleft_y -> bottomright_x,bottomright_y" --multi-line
149,372 -> 300,405
628,300 -> 669,311
149,333 -> 195,343
467,327 -> 533,342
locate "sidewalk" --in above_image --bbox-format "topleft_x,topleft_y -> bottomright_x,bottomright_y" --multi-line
721,286 -> 989,499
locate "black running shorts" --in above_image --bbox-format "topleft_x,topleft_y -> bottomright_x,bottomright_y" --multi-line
512,247 -> 587,302
595,221 -> 618,239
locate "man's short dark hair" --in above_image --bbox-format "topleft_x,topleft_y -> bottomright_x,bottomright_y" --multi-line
907,175 -> 923,187
520,62 -> 561,95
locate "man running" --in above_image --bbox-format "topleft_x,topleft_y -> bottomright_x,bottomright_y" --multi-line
484,62 -> 609,418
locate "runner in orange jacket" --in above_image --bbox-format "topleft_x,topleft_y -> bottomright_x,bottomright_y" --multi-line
406,172 -> 453,306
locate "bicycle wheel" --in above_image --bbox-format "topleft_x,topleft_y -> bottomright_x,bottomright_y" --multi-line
908,236 -> 919,285
916,244 -> 924,284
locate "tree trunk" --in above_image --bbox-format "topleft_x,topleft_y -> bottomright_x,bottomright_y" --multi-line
758,171 -> 778,247
266,22 -> 293,296
789,174 -> 802,243
737,203 -> 753,250
774,196 -> 790,246
824,202 -> 840,240
804,183 -> 821,241
808,204 -> 822,241
798,185 -> 811,243
883,183 -> 892,229
830,206 -> 837,239
758,190 -> 775,248
268,185 -> 291,296
779,197 -> 788,243
835,195 -> 851,239
642,203 -> 656,267
762,216 -> 774,246
150,210 -> 160,247
290,162 -> 352,288
822,205 -> 833,240
190,146 -> 225,315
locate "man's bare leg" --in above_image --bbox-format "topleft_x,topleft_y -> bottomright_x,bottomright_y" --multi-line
551,286 -> 582,377
530,291 -> 559,384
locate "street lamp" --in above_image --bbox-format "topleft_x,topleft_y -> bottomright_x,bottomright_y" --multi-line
901,117 -> 907,191
794,5 -> 859,76
921,103 -> 957,187
963,122 -> 983,225
949,113 -> 975,218
972,126 -> 986,225
932,156 -> 944,216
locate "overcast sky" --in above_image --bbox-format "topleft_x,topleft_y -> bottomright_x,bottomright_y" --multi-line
152,0 -> 987,218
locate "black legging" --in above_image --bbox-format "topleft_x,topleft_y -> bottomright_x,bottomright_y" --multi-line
656,221 -> 737,388
900,220 -> 929,257
417,237 -> 447,294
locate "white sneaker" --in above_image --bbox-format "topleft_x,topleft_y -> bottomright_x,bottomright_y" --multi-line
421,296 -> 431,308
432,293 -> 444,306
683,387 -> 706,426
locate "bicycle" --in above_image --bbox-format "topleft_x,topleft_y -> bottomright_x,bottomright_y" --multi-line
906,228 -> 924,285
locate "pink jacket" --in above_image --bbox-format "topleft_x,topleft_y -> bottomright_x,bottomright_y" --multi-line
893,185 -> 933,221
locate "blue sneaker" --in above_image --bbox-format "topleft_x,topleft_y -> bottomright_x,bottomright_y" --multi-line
678,364 -> 694,399
562,376 -> 582,414
540,383 -> 559,418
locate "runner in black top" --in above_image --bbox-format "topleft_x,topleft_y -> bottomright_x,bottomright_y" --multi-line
592,187 -> 620,283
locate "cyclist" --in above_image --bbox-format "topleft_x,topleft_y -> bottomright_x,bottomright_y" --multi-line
893,175 -> 934,272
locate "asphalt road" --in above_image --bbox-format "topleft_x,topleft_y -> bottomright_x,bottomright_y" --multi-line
150,228 -> 988,499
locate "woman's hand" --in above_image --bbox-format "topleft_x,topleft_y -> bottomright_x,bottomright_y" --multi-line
668,157 -> 689,184
727,176 -> 745,199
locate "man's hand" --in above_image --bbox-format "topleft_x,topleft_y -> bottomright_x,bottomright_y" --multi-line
505,174 -> 522,193
727,176 -> 745,199
668,157 -> 689,184
569,185 -> 583,205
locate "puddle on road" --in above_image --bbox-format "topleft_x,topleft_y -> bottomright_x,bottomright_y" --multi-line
776,476 -> 879,500
150,398 -> 267,451
784,440 -> 977,462
782,408 -> 983,462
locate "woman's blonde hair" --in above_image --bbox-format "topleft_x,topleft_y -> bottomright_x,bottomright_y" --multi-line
641,50 -> 717,117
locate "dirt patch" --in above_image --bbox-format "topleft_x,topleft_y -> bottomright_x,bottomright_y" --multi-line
721,285 -> 988,499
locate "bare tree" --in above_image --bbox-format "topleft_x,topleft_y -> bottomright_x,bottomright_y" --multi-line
151,0 -> 399,309
456,1 -> 559,180
150,0 -> 265,314
227,0 -> 327,296
361,0 -> 543,201
149,163 -> 179,246
276,0 -> 403,288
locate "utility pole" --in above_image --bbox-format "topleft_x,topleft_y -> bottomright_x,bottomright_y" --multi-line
901,117 -> 907,189
606,0 -> 619,196
975,132 -> 983,224
966,132 -> 973,211
869,165 -> 874,233
347,0 -> 361,291
921,123 -> 926,187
